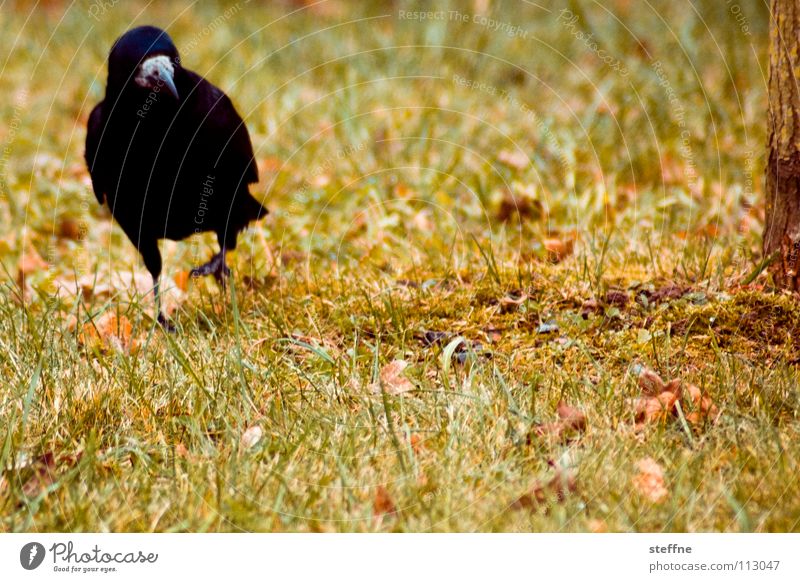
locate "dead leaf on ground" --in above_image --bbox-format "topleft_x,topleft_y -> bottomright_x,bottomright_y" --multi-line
78,311 -> 138,354
604,289 -> 629,308
638,284 -> 689,305
588,519 -> 608,533
58,217 -> 84,240
17,246 -> 48,286
19,452 -> 59,500
512,467 -> 577,510
483,325 -> 503,343
659,155 -> 685,186
499,290 -> 528,312
531,400 -> 587,443
495,187 -> 543,222
630,366 -> 718,430
51,270 -> 184,314
580,298 -> 601,318
393,182 -> 414,199
632,457 -> 669,503
420,330 -> 449,346
174,270 -> 190,292
684,383 -> 720,425
373,485 -> 397,516
638,367 -> 666,395
370,360 -> 415,395
633,390 -> 679,428
543,237 -> 574,263
280,249 -> 306,264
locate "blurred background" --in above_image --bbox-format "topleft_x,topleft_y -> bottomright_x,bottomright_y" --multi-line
0,0 -> 768,293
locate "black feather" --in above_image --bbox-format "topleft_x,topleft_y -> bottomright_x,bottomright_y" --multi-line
84,26 -> 267,326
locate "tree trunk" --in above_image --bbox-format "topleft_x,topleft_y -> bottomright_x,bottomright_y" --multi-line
764,0 -> 800,289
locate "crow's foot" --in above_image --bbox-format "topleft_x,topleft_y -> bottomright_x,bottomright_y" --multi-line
157,312 -> 176,332
190,252 -> 230,285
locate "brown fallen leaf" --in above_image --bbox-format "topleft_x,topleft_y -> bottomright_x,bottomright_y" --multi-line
647,391 -> 678,423
632,366 -> 718,430
373,485 -> 397,516
633,367 -> 680,428
498,290 -> 528,313
20,452 -> 57,500
638,367 -> 666,395
543,237 -> 574,263
639,284 -> 689,305
633,457 -> 669,503
512,467 -> 577,510
17,246 -> 48,287
483,325 -> 503,343
556,400 -> 587,430
174,270 -> 190,292
495,188 -> 543,223
280,249 -> 306,265
554,401 -> 587,434
53,269 -> 183,309
588,519 -> 608,533
604,289 -> 629,308
58,217 -> 83,240
370,360 -> 415,395
532,400 -> 587,443
78,311 -> 138,354
659,154 -> 685,185
684,383 -> 720,425
580,298 -> 601,319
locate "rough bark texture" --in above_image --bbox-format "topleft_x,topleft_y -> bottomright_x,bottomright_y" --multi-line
765,0 -> 800,289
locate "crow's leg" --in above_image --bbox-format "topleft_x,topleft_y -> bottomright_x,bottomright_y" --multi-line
190,248 -> 230,284
142,243 -> 173,331
191,231 -> 234,285
152,279 -> 175,332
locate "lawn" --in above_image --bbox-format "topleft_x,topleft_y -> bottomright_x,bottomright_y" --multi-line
1,0 -> 798,532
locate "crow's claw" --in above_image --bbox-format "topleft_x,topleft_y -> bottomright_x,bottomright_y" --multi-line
190,253 -> 230,285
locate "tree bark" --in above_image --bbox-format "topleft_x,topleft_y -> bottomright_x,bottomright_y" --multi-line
764,0 -> 800,289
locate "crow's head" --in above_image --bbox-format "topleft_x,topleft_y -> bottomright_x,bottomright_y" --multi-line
108,25 -> 180,100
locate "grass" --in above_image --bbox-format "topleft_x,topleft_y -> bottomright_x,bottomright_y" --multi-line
1,0 -> 799,532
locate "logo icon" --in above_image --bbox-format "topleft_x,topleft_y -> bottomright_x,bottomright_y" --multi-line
20,542 -> 46,570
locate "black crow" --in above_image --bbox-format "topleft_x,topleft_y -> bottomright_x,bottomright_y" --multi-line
85,25 -> 266,328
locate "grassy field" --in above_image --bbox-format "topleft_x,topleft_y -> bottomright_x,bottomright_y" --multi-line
1,0 -> 798,532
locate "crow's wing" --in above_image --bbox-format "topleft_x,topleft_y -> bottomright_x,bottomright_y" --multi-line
85,102 -> 109,205
183,70 -> 259,188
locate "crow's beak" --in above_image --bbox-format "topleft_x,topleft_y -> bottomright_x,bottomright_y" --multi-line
154,60 -> 179,100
